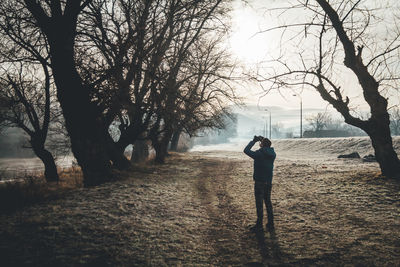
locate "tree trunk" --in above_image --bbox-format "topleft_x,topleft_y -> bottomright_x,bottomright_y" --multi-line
31,143 -> 59,182
23,0 -> 114,187
170,129 -> 181,151
109,148 -> 131,170
72,137 -> 112,186
104,132 -> 131,170
154,131 -> 173,164
154,141 -> 169,164
367,121 -> 400,178
48,32 -> 112,186
131,139 -> 149,163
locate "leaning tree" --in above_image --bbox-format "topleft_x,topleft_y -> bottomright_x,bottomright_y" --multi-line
0,2 -> 62,182
17,0 -> 113,186
0,63 -> 60,182
259,0 -> 400,178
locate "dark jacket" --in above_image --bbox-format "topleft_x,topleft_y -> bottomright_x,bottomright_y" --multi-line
244,140 -> 276,184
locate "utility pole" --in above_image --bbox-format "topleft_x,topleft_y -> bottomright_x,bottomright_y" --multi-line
265,108 -> 272,139
264,120 -> 267,137
293,94 -> 303,138
269,110 -> 272,139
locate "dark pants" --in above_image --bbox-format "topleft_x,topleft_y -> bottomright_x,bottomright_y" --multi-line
254,181 -> 273,225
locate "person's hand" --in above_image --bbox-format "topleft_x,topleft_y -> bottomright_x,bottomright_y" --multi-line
253,136 -> 259,142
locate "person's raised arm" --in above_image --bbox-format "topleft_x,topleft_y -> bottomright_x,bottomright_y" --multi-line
244,136 -> 258,159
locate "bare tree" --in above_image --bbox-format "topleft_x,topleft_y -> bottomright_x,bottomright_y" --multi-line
2,0 -> 240,180
12,0 -> 113,186
259,0 -> 400,178
169,37 -> 240,151
77,0 -> 234,164
76,0 -> 161,168
306,112 -> 332,132
77,0 -> 216,164
0,1 -> 64,181
148,14 -> 239,163
0,62 -> 59,182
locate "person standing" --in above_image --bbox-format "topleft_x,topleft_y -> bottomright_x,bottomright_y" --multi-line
244,136 -> 276,231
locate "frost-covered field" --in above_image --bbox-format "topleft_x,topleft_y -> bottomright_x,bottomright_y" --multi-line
2,136 -> 399,179
0,156 -> 75,181
1,137 -> 399,265
1,150 -> 399,265
192,136 -> 400,160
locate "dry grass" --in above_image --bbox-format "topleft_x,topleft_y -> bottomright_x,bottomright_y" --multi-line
0,156 -> 160,214
0,166 -> 83,213
0,152 -> 399,266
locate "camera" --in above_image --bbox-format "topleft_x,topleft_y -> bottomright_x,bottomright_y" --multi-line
253,135 -> 264,142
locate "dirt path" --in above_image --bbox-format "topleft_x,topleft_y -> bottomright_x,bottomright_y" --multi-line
194,159 -> 283,266
0,152 -> 399,266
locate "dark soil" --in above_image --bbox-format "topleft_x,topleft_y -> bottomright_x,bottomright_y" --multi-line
0,152 -> 399,266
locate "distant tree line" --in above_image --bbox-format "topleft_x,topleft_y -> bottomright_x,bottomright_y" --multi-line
0,0 -> 240,185
304,112 -> 366,138
193,113 -> 237,145
304,109 -> 400,138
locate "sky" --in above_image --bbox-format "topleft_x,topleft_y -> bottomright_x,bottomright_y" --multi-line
228,0 -> 327,109
227,0 -> 400,113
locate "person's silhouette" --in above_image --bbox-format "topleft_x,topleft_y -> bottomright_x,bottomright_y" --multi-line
244,136 -> 276,231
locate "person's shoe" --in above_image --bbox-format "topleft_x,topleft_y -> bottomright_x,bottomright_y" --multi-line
266,223 -> 275,231
249,223 -> 263,232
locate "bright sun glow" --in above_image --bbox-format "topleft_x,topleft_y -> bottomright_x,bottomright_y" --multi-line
229,3 -> 271,64
228,1 -> 379,110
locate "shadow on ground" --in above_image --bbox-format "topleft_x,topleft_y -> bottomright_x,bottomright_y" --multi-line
0,152 -> 399,266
